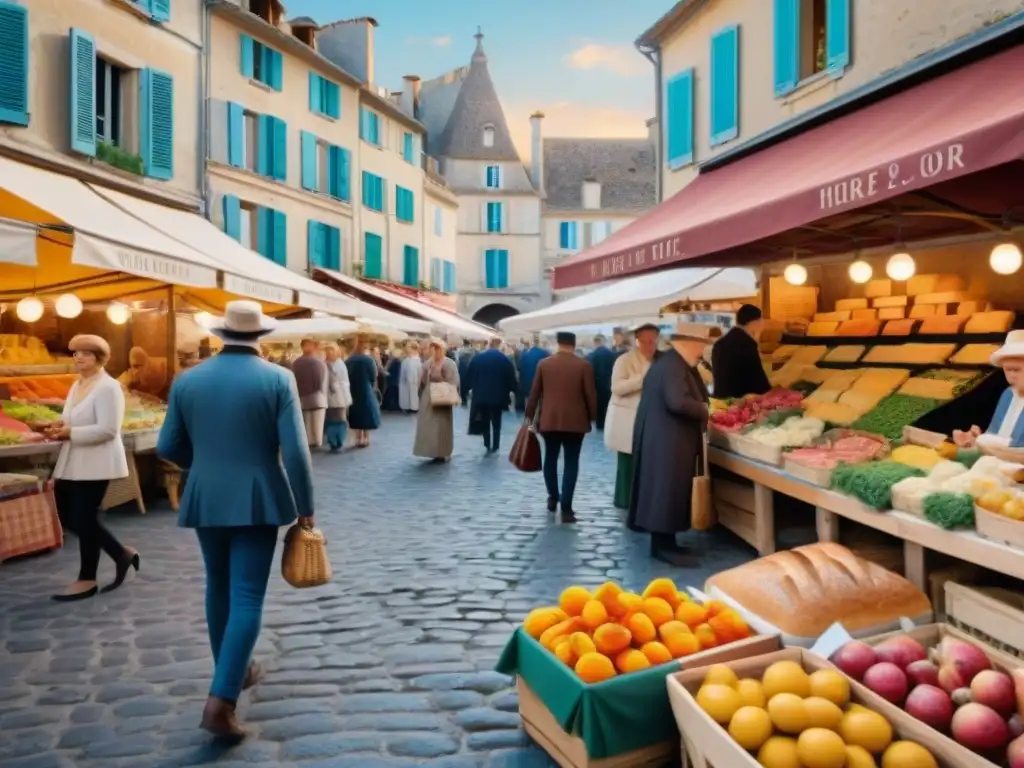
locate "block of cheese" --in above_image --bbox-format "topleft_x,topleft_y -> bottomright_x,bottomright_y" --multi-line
824,345 -> 865,363
898,377 -> 959,400
803,401 -> 862,426
950,344 -> 999,365
865,344 -> 955,365
909,304 -> 936,319
798,366 -> 834,384
873,295 -> 909,308
914,291 -> 969,305
838,389 -> 885,414
851,367 -> 911,395
813,311 -> 852,322
837,319 -> 881,336
865,279 -> 892,299
808,321 -> 840,337
964,311 -> 1014,334
878,307 -> 906,321
956,300 -> 992,316
771,345 -> 797,363
806,387 -> 841,403
790,346 -> 830,365
851,308 -> 878,321
704,543 -> 932,640
908,274 -> 964,296
918,315 -> 967,335
882,319 -> 917,336
836,298 -> 869,311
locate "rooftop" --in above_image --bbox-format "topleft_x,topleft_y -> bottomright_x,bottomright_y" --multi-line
543,138 -> 656,212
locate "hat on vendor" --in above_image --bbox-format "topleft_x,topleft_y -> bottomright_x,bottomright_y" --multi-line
991,330 -> 1024,366
207,300 -> 277,340
68,334 -> 111,363
632,322 -> 660,335
670,322 -> 722,344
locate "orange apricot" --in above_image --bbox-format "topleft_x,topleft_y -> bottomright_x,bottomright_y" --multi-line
664,631 -> 701,658
617,592 -> 643,614
593,623 -> 632,656
703,599 -> 729,618
523,607 -> 564,639
593,582 -> 624,616
626,612 -> 658,645
575,652 -> 616,684
641,597 -> 675,627
675,601 -> 708,628
709,610 -> 752,643
694,623 -> 719,650
553,637 -> 577,666
658,620 -> 691,642
615,648 -> 652,674
569,631 -> 597,658
580,600 -> 609,630
540,618 -> 582,650
558,586 -> 593,617
641,641 -> 674,666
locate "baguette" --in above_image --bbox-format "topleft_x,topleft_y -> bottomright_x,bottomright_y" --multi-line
704,543 -> 931,637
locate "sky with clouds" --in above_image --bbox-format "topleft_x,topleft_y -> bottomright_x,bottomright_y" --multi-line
285,0 -> 673,157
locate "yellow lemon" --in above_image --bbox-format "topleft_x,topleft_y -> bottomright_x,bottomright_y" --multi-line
762,660 -> 812,699
735,678 -> 767,708
808,669 -> 851,707
803,696 -> 844,731
840,710 -> 893,754
727,706 -> 773,750
695,684 -> 742,725
881,741 -> 937,768
796,728 -> 847,768
703,663 -> 739,688
844,745 -> 878,768
767,693 -> 809,734
757,736 -> 801,768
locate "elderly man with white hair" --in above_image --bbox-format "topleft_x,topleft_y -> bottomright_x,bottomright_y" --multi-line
954,330 -> 1024,453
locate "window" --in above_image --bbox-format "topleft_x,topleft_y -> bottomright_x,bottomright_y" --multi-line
364,232 -> 383,279
402,245 -> 419,287
361,171 -> 384,212
240,203 -> 256,249
485,165 -> 501,189
241,35 -> 282,91
431,259 -> 455,292
709,25 -> 740,147
395,186 -> 414,223
300,131 -> 351,201
243,110 -> 258,172
0,1 -> 29,127
308,220 -> 341,270
664,69 -> 694,169
359,107 -> 380,145
402,132 -> 415,164
482,125 -> 494,147
443,261 -> 456,293
248,0 -> 279,26
583,221 -> 612,247
434,206 -> 443,236
559,221 -> 578,250
253,114 -> 286,181
95,58 -> 123,146
773,0 -> 850,96
484,249 -> 509,289
485,202 -> 503,233
309,73 -> 340,119
256,206 -> 287,265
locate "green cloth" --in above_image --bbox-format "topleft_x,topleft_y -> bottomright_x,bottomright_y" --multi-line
614,452 -> 632,509
495,627 -> 680,759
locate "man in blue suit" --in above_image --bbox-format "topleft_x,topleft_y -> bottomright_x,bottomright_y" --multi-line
158,300 -> 315,742
466,337 -> 518,453
586,335 -> 616,431
516,338 -> 549,414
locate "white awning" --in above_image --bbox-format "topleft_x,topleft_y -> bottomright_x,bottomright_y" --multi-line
314,268 -> 496,340
350,305 -> 433,335
262,316 -> 362,342
499,268 -> 757,334
0,218 -> 37,266
88,184 -> 362,315
0,157 -> 219,288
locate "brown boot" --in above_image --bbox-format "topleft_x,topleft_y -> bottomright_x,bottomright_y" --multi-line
242,661 -> 265,691
199,696 -> 247,742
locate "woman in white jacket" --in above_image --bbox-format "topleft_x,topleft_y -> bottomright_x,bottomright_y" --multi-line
604,324 -> 661,509
325,343 -> 353,452
399,341 -> 423,413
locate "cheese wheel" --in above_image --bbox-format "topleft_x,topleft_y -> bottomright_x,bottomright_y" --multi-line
950,344 -> 999,365
908,304 -> 936,319
851,308 -> 878,321
881,319 -> 917,336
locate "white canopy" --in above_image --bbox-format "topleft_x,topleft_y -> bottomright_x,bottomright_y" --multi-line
499,268 -> 757,334
262,316 -> 363,343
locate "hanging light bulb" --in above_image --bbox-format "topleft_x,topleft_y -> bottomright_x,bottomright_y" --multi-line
886,252 -> 916,281
989,242 -> 1022,275
54,293 -> 84,319
106,303 -> 130,325
16,297 -> 44,323
848,260 -> 872,284
783,263 -> 808,286
193,311 -> 213,329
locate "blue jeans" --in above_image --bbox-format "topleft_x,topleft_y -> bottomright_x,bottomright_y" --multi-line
326,420 -> 347,451
195,526 -> 279,702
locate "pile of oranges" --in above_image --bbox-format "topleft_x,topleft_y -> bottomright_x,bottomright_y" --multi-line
522,578 -> 754,683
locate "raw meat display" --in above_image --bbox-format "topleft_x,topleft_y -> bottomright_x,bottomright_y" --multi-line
785,432 -> 889,470
709,389 -> 804,433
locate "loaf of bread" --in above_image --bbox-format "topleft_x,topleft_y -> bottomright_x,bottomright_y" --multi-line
705,543 -> 932,637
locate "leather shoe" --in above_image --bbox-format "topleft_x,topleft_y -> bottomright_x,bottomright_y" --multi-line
560,509 -> 578,524
200,696 -> 247,743
546,496 -> 558,513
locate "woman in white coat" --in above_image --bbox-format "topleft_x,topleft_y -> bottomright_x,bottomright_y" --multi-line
399,341 -> 423,413
47,334 -> 138,601
604,324 -> 661,509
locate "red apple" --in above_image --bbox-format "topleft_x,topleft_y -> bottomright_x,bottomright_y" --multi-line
1009,733 -> 1024,768
875,635 -> 927,669
863,662 -> 909,705
831,640 -> 878,681
905,684 -> 954,731
938,664 -> 968,694
951,702 -> 1010,752
906,660 -> 940,688
934,637 -> 992,684
971,670 -> 1017,716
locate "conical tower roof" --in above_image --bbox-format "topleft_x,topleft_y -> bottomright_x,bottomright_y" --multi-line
435,30 -> 521,162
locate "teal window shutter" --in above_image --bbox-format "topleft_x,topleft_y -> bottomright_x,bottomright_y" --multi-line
402,132 -> 414,164
325,225 -> 340,270
256,114 -> 270,176
240,34 -> 254,78
773,0 -> 800,96
333,146 -> 350,201
486,202 -> 502,233
271,117 -> 286,180
272,210 -> 287,265
559,222 -> 577,249
360,109 -> 379,144
256,207 -> 272,260
150,0 -> 170,22
826,0 -> 851,73
359,108 -> 367,140
497,250 -> 509,289
308,73 -> 322,113
664,69 -> 693,169
710,26 -> 739,146
268,49 -> 283,91
362,172 -> 383,211
444,261 -> 455,293
325,81 -> 340,119
486,165 -> 501,188
364,232 -> 382,279
300,131 -> 317,190
307,219 -> 324,267
484,249 -> 495,289
402,245 -> 419,287
140,68 -> 174,179
222,194 -> 241,241
396,187 -> 413,223
361,171 -> 371,208
227,101 -> 244,167
68,28 -> 96,156
0,3 -> 29,127
430,258 -> 441,289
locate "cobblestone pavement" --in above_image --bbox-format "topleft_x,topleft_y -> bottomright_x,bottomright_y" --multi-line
0,411 -> 756,768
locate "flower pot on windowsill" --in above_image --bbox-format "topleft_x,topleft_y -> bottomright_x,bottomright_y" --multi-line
95,141 -> 144,177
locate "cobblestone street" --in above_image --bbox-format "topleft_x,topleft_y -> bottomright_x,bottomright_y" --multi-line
0,411 -> 755,768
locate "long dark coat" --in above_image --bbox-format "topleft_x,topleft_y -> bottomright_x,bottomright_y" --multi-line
586,346 -> 616,430
710,326 -> 770,399
382,357 -> 402,412
627,348 -> 710,535
346,353 -> 382,430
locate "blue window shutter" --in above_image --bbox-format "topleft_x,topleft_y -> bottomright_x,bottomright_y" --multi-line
486,202 -> 502,233
361,171 -> 372,208
240,34 -> 254,78
335,147 -> 350,201
826,0 -> 851,74
272,210 -> 287,265
497,250 -> 509,289
403,246 -> 419,287
773,0 -> 800,96
308,72 -> 322,113
375,176 -> 384,212
268,49 -> 283,91
256,114 -> 270,176
222,194 -> 241,241
140,68 -> 174,179
326,82 -> 340,119
364,232 -> 382,279
430,258 -> 441,289
370,112 -> 379,144
256,207 -> 272,260
710,26 -> 740,146
68,28 -> 96,156
444,261 -> 455,293
559,221 -> 579,249
394,186 -> 402,219
0,3 -> 29,127
150,0 -> 170,22
325,225 -> 340,270
300,131 -> 316,190
402,132 -> 413,163
271,117 -> 286,180
307,219 -> 324,267
664,69 -> 694,169
359,108 -> 367,140
483,249 -> 494,289
227,101 -> 244,168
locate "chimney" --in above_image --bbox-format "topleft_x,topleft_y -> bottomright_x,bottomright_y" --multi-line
582,177 -> 601,210
400,75 -> 421,119
530,111 -> 544,192
316,17 -> 378,84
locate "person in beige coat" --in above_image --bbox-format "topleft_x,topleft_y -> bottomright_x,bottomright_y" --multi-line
604,324 -> 661,508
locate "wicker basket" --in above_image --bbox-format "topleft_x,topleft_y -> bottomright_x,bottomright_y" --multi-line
281,523 -> 332,588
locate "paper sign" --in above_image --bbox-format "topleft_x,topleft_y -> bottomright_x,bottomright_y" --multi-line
810,622 -> 855,659
898,616 -> 917,632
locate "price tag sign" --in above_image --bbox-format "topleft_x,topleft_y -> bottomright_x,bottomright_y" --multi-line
810,622 -> 854,659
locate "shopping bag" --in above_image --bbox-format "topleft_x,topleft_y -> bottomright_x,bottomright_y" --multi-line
281,521 -> 332,588
691,432 -> 716,531
429,381 -> 461,407
509,422 -> 542,472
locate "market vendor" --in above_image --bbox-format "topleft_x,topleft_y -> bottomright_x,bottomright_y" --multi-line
710,304 -> 771,399
117,347 -> 166,400
954,330 -> 1024,451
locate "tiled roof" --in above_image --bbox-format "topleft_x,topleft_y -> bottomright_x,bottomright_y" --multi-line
542,138 -> 656,212
434,31 -> 521,162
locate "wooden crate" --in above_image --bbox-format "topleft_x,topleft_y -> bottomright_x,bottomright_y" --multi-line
712,478 -> 775,555
729,434 -> 783,466
944,581 -> 1024,658
974,505 -> 1024,549
782,455 -> 832,487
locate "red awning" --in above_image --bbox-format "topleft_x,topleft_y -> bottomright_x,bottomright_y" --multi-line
553,44 -> 1024,290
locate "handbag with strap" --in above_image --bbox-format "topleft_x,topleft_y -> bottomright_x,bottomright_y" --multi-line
429,381 -> 461,407
281,521 -> 332,588
509,418 -> 542,473
691,431 -> 716,531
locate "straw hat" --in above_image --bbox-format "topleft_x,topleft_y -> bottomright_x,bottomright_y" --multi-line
991,330 -> 1024,365
208,300 -> 276,339
670,322 -> 722,343
69,334 -> 111,362
427,337 -> 445,349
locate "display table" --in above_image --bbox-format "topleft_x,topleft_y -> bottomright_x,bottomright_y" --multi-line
0,480 -> 62,563
708,447 -> 1024,588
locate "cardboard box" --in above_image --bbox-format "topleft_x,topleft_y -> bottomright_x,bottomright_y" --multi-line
505,630 -> 782,768
667,647 -> 982,768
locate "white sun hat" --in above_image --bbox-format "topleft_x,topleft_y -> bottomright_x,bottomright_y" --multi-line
990,329 -> 1024,366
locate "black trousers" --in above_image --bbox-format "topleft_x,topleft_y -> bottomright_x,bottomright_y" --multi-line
54,479 -> 124,581
542,432 -> 584,510
478,406 -> 504,451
